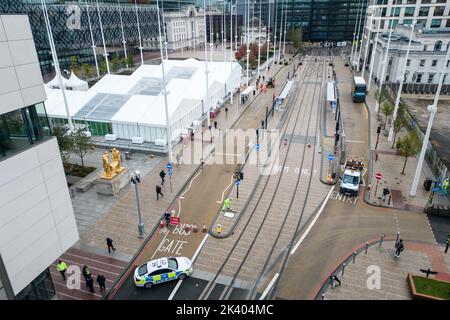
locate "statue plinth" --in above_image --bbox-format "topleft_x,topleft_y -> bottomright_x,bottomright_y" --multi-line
96,167 -> 130,196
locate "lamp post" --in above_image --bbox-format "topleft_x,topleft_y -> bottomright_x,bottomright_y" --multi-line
278,0 -> 284,62
257,0 -> 262,79
40,0 -> 74,131
134,0 -> 144,65
375,1 -> 396,114
353,0 -> 365,68
131,170 -> 144,239
117,0 -> 127,62
203,0 -> 211,127
282,0 -> 287,58
156,0 -> 173,163
350,0 -> 362,66
410,46 -> 450,196
230,0 -> 234,104
246,0 -> 250,86
273,0 -> 278,72
266,0 -> 271,72
388,24 -> 415,142
96,0 -> 110,74
85,1 -> 99,77
367,3 -> 383,91
357,3 -> 369,73
361,6 -> 375,78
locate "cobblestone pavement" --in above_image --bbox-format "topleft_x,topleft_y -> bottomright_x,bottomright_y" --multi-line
323,240 -> 450,300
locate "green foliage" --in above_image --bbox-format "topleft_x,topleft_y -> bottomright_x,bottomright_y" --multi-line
99,57 -> 108,75
381,102 -> 394,129
287,27 -> 303,49
391,103 -> 408,148
125,54 -> 135,68
111,55 -> 122,73
395,131 -> 421,174
70,56 -> 78,74
413,276 -> 450,300
82,64 -> 91,79
71,127 -> 94,168
52,125 -> 74,163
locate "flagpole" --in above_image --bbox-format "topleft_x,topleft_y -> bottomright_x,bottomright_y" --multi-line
85,0 -> 99,77
96,0 -> 110,74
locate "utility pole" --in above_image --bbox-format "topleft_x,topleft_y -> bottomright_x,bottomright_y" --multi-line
134,0 -> 144,65
203,0 -> 211,127
350,0 -> 362,66
117,0 -> 127,62
85,1 -> 99,77
257,0 -> 262,78
131,170 -> 144,239
410,46 -> 450,196
388,24 -> 415,142
367,3 -> 383,91
97,0 -> 110,73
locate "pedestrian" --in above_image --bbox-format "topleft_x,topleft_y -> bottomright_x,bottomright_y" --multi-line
156,184 -> 163,200
159,169 -> 166,185
106,237 -> 116,253
381,188 -> 390,201
164,210 -> 171,227
225,107 -> 228,116
190,130 -> 194,141
214,121 -> 218,130
222,197 -> 232,212
394,239 -> 404,258
96,274 -> 106,293
263,75 -> 265,81
82,265 -> 91,286
56,260 -> 68,280
176,153 -> 181,166
253,89 -> 256,96
86,275 -> 94,293
268,66 -> 270,72
330,275 -> 341,287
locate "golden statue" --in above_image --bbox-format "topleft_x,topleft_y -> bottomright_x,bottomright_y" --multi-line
101,148 -> 124,180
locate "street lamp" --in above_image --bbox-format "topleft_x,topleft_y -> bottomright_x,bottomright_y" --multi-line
131,170 -> 144,238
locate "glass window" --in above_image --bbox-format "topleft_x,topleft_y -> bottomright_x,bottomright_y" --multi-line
406,59 -> 411,66
431,60 -> 438,67
428,74 -> 434,83
406,0 -> 416,3
447,19 -> 450,28
418,7 -> 429,17
392,7 -> 401,17
420,59 -> 425,67
434,41 -> 442,51
404,7 -> 415,17
0,104 -> 51,160
421,0 -> 431,4
403,19 -> 413,25
417,19 -> 427,27
416,73 -> 423,83
433,6 -> 445,16
431,19 -> 442,28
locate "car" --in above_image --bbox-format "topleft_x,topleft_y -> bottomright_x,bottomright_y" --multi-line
266,77 -> 275,88
134,256 -> 193,288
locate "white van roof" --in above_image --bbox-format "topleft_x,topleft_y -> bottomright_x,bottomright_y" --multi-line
354,76 -> 366,86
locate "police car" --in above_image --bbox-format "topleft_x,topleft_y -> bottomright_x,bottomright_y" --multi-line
134,256 -> 193,288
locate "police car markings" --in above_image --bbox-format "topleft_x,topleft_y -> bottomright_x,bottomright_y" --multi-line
330,191 -> 359,205
216,175 -> 235,203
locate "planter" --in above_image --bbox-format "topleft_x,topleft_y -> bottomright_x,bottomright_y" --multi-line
408,273 -> 450,300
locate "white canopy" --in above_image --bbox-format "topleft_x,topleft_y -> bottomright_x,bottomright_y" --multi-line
46,74 -> 69,89
66,71 -> 89,91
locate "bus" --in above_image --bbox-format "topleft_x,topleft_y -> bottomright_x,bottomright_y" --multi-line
352,76 -> 367,103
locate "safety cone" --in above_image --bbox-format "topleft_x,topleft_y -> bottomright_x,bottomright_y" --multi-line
202,224 -> 207,233
307,143 -> 311,149
184,223 -> 191,232
159,220 -> 165,228
193,224 -> 198,233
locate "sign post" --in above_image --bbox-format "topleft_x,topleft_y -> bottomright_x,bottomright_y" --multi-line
167,162 -> 173,192
374,172 -> 383,198
328,153 -> 334,181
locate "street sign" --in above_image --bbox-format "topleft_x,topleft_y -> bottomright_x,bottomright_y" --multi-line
327,154 -> 334,161
256,143 -> 260,151
167,162 -> 173,170
168,170 -> 172,177
375,172 -> 383,180
235,180 -> 240,186
170,216 -> 180,225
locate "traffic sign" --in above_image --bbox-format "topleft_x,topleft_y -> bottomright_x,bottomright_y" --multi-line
170,216 -> 180,225
168,170 -> 172,177
235,180 -> 240,186
327,154 -> 334,161
256,143 -> 260,151
375,172 -> 383,180
167,162 -> 173,170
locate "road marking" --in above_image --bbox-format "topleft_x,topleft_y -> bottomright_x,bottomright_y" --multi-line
167,233 -> 209,300
216,175 -> 234,203
290,185 -> 335,255
214,153 -> 242,157
177,170 -> 203,216
259,273 -> 279,300
346,140 -> 365,144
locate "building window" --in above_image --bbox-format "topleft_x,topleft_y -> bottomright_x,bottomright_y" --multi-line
406,59 -> 411,66
423,45 -> 428,51
416,19 -> 427,27
431,60 -> 438,67
433,6 -> 445,17
0,103 -> 51,160
420,59 -> 425,67
428,74 -> 435,83
406,0 -> 416,3
434,41 -> 442,51
416,73 -> 423,83
418,7 -> 430,17
403,19 -> 413,25
421,0 -> 431,3
431,19 -> 442,28
392,7 -> 401,17
446,60 -> 450,67
404,7 -> 415,17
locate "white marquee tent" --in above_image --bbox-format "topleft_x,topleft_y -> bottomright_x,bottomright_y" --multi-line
44,58 -> 242,143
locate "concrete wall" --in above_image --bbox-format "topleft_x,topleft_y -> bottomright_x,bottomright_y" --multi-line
0,15 -> 46,115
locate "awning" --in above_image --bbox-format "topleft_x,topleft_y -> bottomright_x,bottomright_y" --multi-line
326,81 -> 336,102
241,86 -> 254,95
279,81 -> 294,99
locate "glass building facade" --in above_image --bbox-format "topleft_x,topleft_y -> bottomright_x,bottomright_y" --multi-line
0,103 -> 52,161
240,0 -> 368,41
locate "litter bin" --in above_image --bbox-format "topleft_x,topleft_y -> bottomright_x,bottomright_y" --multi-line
125,151 -> 131,160
423,177 -> 433,191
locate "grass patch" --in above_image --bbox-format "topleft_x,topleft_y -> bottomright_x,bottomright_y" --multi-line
413,276 -> 450,300
64,162 -> 96,178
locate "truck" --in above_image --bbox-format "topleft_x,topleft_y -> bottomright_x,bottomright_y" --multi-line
339,157 -> 365,196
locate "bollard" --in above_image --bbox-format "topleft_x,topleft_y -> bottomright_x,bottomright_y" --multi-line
379,234 -> 385,247
321,293 -> 325,300
341,263 -> 346,276
388,195 -> 392,205
352,251 -> 357,264
329,276 -> 334,288
365,242 -> 369,254
396,232 -> 400,242
445,241 -> 449,254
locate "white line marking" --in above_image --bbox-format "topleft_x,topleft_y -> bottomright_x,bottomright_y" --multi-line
346,140 -> 365,144
214,153 -> 242,157
168,233 -> 209,300
290,185 -> 335,255
177,170 -> 203,216
259,273 -> 279,300
216,175 -> 234,203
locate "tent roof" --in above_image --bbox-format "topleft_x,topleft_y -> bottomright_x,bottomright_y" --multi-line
46,74 -> 69,88
66,71 -> 88,88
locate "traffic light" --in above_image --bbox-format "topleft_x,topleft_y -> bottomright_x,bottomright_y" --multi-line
239,172 -> 244,180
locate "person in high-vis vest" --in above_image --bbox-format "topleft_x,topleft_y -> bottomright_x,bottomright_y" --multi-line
56,260 -> 68,280
222,198 -> 232,212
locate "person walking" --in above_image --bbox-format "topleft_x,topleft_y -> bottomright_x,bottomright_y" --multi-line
96,274 -> 106,293
394,239 -> 404,258
164,210 -> 171,227
106,237 -> 116,253
156,185 -> 163,200
381,188 -> 390,201
86,275 -> 94,293
56,260 -> 68,280
225,107 -> 228,117
214,121 -> 218,130
82,265 -> 92,286
159,169 -> 166,185
222,198 -> 232,212
176,153 -> 180,167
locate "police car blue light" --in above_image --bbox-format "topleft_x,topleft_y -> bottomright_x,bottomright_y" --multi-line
134,256 -> 193,288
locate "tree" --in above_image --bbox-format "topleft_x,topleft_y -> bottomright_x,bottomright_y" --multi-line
82,64 -> 91,80
287,27 -> 303,50
381,102 -> 394,130
99,57 -> 108,75
70,56 -> 78,75
71,127 -> 93,168
391,104 -> 407,148
375,87 -> 388,105
126,54 -> 135,68
52,125 -> 74,163
111,55 -> 122,73
396,131 -> 421,175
